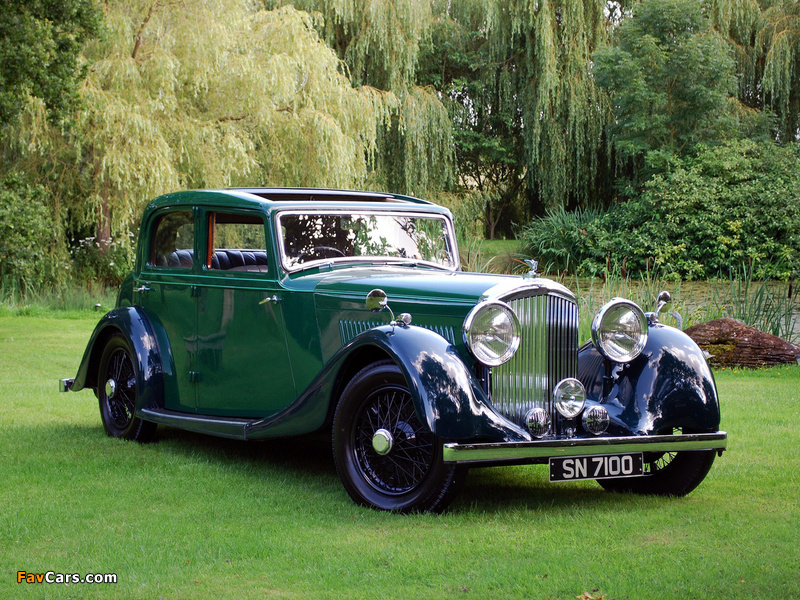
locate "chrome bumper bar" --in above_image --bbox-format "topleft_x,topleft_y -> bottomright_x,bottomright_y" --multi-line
59,378 -> 75,392
443,431 -> 727,465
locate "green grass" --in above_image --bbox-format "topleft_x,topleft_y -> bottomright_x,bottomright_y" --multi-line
2,314 -> 799,599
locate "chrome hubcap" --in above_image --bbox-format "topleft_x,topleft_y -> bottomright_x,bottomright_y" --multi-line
372,428 -> 394,455
105,378 -> 117,398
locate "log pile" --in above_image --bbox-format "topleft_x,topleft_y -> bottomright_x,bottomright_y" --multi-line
684,318 -> 800,368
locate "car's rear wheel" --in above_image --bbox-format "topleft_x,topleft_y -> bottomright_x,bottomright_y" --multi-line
98,334 -> 157,442
597,428 -> 716,496
332,361 -> 465,513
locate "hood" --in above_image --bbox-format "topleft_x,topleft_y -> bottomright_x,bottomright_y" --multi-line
303,266 -> 523,306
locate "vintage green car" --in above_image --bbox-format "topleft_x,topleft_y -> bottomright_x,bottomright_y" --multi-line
61,188 -> 727,512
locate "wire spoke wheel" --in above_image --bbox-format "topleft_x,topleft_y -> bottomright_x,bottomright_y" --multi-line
598,427 -> 716,497
353,387 -> 434,495
333,361 -> 465,513
105,348 -> 136,429
98,334 -> 157,442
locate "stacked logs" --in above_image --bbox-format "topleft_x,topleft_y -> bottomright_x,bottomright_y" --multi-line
685,318 -> 800,368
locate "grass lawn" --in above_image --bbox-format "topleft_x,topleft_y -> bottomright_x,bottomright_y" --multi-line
1,313 -> 798,599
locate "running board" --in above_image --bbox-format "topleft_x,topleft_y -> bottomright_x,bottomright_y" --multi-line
138,408 -> 259,440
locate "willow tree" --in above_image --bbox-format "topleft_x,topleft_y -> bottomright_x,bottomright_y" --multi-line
262,0 -> 454,197
757,1 -> 800,141
708,0 -> 800,141
5,0 -> 406,255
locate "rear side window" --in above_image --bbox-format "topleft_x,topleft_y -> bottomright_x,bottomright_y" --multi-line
150,211 -> 194,268
208,212 -> 269,273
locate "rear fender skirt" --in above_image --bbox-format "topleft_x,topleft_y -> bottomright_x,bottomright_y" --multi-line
245,324 -> 529,442
578,323 -> 721,435
69,306 -> 166,413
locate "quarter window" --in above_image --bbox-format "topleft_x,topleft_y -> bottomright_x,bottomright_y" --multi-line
150,211 -> 194,268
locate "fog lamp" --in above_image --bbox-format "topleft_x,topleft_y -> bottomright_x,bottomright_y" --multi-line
582,405 -> 610,435
553,378 -> 586,419
525,407 -> 551,438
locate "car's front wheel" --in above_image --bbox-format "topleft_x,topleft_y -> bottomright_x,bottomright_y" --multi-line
332,361 -> 465,513
98,334 -> 157,442
597,428 -> 716,496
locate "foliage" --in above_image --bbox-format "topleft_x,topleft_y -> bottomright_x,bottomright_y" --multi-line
417,0 -> 615,238
705,268 -> 800,343
263,0 -> 454,197
263,0 -> 432,92
69,233 -> 136,287
524,140 -> 800,281
0,0 -> 101,126
593,0 -> 768,181
712,0 -> 800,144
0,173 -> 64,293
601,140 -> 800,280
519,206 -> 605,276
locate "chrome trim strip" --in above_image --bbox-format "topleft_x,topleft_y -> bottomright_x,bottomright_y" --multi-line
442,432 -> 728,464
481,278 -> 576,303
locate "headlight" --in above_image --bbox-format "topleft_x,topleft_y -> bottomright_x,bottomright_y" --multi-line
591,298 -> 648,363
463,301 -> 521,367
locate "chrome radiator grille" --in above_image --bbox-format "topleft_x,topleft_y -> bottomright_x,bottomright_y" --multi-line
490,293 -> 579,427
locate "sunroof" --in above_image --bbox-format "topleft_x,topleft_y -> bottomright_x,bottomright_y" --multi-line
229,188 -> 400,203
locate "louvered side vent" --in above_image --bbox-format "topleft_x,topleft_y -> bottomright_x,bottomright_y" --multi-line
490,293 -> 579,427
339,320 -> 456,345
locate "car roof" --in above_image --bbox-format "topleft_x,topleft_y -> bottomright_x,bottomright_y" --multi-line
144,188 -> 441,215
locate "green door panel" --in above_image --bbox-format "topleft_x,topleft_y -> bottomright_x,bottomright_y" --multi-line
195,277 -> 296,417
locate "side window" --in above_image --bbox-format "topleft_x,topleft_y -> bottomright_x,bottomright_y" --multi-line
150,211 -> 194,268
208,212 -> 269,273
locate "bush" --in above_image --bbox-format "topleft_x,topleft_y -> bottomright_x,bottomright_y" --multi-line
523,140 -> 800,280
0,173 -> 64,293
69,232 -> 136,287
519,205 -> 605,276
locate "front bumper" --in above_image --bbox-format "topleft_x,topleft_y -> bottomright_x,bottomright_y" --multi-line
443,431 -> 727,465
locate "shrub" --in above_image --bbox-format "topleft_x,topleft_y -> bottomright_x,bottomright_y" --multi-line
0,173 -> 64,293
69,232 -> 136,287
519,205 -> 605,276
524,140 -> 800,280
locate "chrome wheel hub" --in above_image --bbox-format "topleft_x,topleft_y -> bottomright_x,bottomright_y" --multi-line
105,378 -> 117,398
372,428 -> 394,455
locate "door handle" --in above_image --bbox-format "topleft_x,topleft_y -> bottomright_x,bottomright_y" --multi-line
259,295 -> 281,305
133,284 -> 152,294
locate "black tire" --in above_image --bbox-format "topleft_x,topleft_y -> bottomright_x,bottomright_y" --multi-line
598,428 -> 716,496
98,334 -> 157,442
332,361 -> 465,513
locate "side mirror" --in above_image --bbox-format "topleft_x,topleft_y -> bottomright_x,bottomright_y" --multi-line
366,289 -> 389,313
655,290 -> 671,316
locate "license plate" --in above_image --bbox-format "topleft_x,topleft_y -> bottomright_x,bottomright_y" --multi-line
549,453 -> 644,482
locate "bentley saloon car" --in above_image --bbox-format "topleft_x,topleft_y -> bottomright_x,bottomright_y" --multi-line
61,188 -> 727,512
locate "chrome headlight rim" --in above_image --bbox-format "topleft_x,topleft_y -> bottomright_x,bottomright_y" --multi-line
591,298 -> 648,363
462,300 -> 521,367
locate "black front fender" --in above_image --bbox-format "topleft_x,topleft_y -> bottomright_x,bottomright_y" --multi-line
245,324 -> 529,442
70,306 -> 165,413
578,323 -> 721,435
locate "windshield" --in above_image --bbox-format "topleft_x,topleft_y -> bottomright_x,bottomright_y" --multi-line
278,211 -> 458,272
